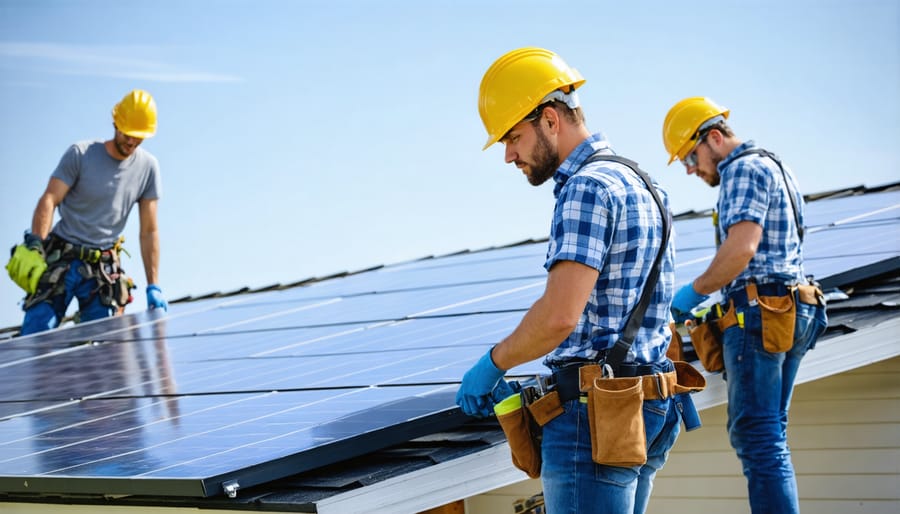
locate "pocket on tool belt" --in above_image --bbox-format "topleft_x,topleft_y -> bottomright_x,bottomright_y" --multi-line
494,392 -> 542,479
795,284 -> 825,306
527,390 -> 564,426
584,372 -> 647,467
758,292 -> 796,353
689,321 -> 724,373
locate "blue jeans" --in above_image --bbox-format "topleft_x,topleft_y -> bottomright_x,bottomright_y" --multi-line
723,299 -> 827,514
541,362 -> 682,514
20,259 -> 116,336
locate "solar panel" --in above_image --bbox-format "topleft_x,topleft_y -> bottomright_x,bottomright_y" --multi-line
1,189 -> 898,499
673,190 -> 900,287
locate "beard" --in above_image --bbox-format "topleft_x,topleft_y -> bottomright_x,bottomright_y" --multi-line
704,152 -> 723,187
526,123 -> 559,186
115,139 -> 131,157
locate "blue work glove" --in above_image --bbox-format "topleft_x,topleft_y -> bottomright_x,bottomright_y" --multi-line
146,284 -> 168,311
671,282 -> 709,323
23,232 -> 44,253
456,347 -> 508,418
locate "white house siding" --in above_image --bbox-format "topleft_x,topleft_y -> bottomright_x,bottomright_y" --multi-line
650,356 -> 900,514
471,356 -> 900,514
466,477 -> 541,514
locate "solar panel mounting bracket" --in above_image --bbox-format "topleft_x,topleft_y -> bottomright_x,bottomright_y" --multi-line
222,480 -> 240,498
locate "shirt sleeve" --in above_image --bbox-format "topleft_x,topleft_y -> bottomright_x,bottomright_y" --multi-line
545,176 -> 614,272
50,144 -> 82,188
140,154 -> 162,201
719,157 -> 773,232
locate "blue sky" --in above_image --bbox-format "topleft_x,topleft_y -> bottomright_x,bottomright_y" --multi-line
1,0 -> 898,329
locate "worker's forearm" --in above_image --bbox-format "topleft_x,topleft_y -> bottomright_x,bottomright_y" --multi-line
491,296 -> 574,370
31,195 -> 56,239
693,221 -> 762,295
694,242 -> 754,294
140,231 -> 160,285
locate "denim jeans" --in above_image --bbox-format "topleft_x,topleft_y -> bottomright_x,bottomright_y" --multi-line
723,298 -> 827,514
20,259 -> 116,336
541,362 -> 682,514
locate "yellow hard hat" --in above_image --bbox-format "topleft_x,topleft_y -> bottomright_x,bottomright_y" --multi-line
478,47 -> 585,150
662,97 -> 729,164
112,89 -> 157,139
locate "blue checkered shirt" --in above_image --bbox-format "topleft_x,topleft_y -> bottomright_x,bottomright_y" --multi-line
716,141 -> 806,298
543,134 -> 675,369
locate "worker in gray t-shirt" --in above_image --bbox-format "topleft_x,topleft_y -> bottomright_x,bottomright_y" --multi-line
5,89 -> 167,335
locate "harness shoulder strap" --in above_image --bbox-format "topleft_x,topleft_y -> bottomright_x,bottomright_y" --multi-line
732,148 -> 804,241
576,153 -> 671,372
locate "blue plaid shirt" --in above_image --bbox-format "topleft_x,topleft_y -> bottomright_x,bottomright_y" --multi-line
543,134 -> 675,369
716,141 -> 806,298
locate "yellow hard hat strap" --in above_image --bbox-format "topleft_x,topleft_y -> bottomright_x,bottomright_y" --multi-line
695,114 -> 726,138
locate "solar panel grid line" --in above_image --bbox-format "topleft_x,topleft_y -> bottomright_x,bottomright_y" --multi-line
0,399 -> 82,425
24,387 -> 458,480
1,251 -> 544,348
0,386 -> 333,473
399,280 -> 544,319
0,301 -> 240,354
0,392 -> 267,471
222,274 -> 547,310
125,389 -> 378,478
1,311 -> 535,416
0,343 -> 86,370
46,395 -> 292,477
188,279 -> 538,336
192,297 -> 345,335
0,298 -> 525,354
808,202 -> 899,231
249,324 -> 370,357
673,253 -> 714,270
805,230 -> 898,264
0,396 -> 175,443
807,216 -> 899,233
21,318 -> 492,394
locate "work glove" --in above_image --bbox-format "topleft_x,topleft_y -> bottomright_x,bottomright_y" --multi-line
146,284 -> 168,311
671,282 -> 709,323
6,234 -> 48,294
456,347 -> 514,418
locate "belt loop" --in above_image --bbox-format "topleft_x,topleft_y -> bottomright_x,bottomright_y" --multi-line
745,282 -> 759,306
652,373 -> 664,399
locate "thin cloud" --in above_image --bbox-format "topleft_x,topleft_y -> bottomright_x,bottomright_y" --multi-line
0,42 -> 243,83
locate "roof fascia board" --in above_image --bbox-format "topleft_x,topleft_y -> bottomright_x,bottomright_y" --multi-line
316,443 -> 523,514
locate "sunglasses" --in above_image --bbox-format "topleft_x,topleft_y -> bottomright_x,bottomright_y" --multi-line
682,130 -> 710,168
522,102 -> 552,123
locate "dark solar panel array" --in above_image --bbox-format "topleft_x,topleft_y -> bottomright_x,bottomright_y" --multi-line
0,190 -> 897,498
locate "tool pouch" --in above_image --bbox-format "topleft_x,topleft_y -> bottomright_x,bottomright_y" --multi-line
672,360 -> 707,394
689,319 -> 724,373
582,368 -> 647,467
494,391 -> 542,479
751,283 -> 796,353
112,274 -> 135,307
795,283 -> 825,306
666,322 -> 685,362
671,360 -> 707,431
527,390 -> 565,427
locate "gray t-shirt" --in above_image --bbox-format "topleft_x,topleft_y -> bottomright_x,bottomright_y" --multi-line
51,140 -> 161,248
